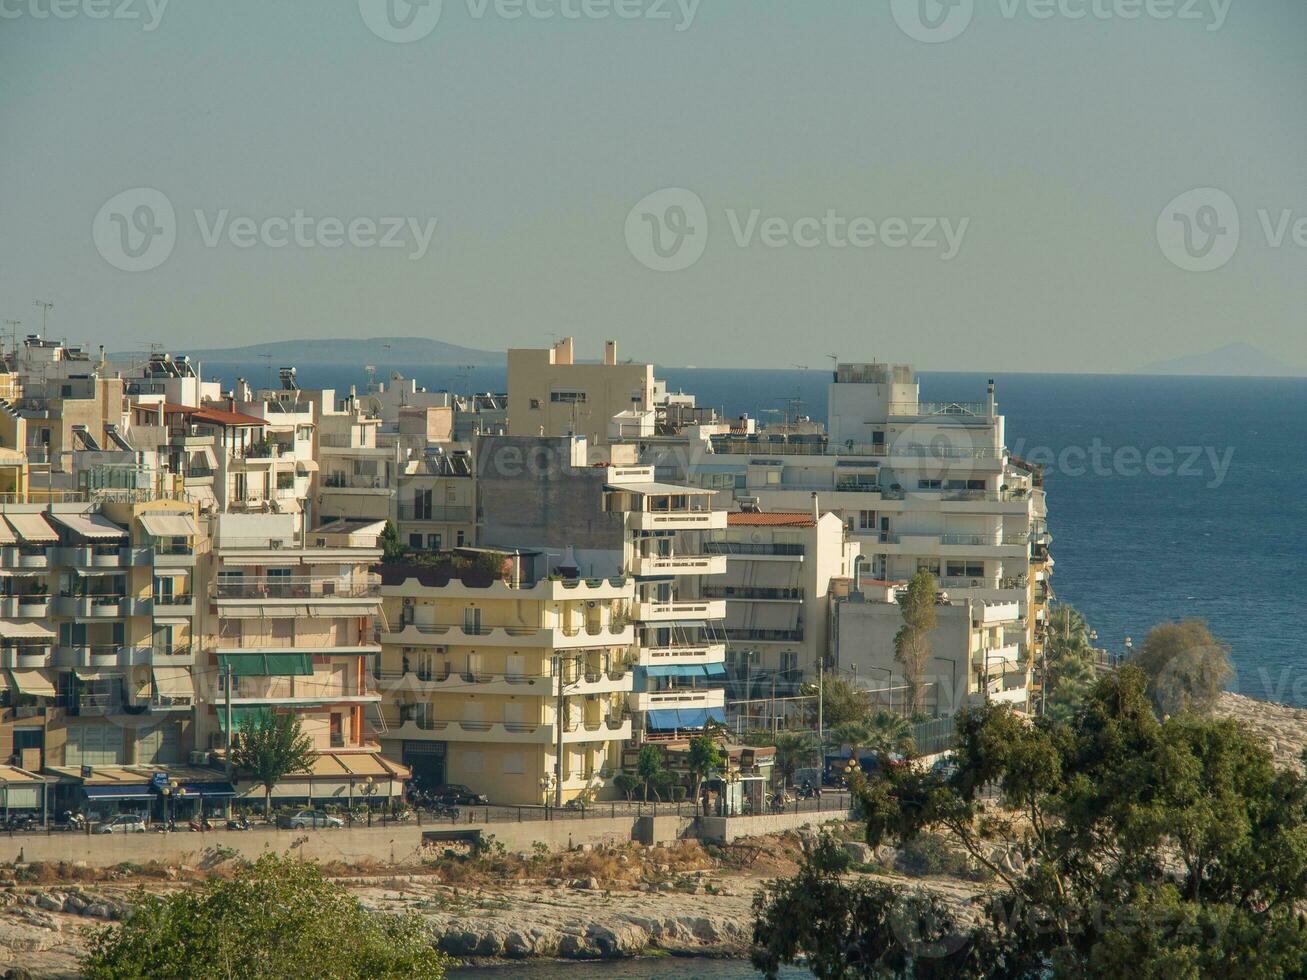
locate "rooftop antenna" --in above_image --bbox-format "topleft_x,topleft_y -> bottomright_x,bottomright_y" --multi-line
364,364 -> 376,393
33,300 -> 53,336
3,320 -> 20,359
454,364 -> 474,398
258,352 -> 272,392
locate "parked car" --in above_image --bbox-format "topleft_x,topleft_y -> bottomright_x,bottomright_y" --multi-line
94,814 -> 148,834
431,784 -> 488,806
278,809 -> 344,829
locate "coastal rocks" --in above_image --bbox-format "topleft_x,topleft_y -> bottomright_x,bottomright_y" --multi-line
1216,693 -> 1307,772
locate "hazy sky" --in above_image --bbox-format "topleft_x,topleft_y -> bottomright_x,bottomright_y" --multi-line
2,0 -> 1305,372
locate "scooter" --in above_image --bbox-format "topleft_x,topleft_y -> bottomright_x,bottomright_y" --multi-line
226,815 -> 253,831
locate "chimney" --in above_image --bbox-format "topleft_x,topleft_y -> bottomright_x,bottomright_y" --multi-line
987,379 -> 996,418
554,336 -> 574,365
604,340 -> 617,366
511,549 -> 521,589
811,491 -> 820,524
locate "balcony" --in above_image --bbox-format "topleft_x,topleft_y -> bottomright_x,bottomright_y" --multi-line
703,541 -> 805,560
56,644 -> 152,669
723,627 -> 804,643
701,585 -> 803,602
385,620 -> 634,650
974,643 -> 1023,669
630,687 -> 726,713
636,599 -> 726,622
626,509 -> 727,532
152,545 -> 197,568
0,646 -> 53,669
638,643 -> 726,666
0,547 -> 52,570
55,545 -> 152,569
321,473 -> 389,492
632,554 -> 728,578
54,594 -> 132,618
0,594 -> 51,618
214,576 -> 379,602
396,503 -> 474,523
152,593 -> 196,616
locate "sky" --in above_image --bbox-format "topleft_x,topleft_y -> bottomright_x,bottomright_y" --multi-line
2,0 -> 1305,372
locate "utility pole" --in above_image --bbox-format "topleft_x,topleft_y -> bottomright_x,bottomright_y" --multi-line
224,664 -> 234,776
553,653 -> 573,809
817,660 -> 824,754
33,300 -> 52,336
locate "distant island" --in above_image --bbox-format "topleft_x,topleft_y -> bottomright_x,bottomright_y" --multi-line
112,336 -> 504,367
1138,343 -> 1304,378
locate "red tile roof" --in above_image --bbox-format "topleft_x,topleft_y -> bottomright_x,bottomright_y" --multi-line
727,511 -> 815,527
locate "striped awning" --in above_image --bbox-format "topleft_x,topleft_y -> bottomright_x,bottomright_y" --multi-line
5,513 -> 57,544
218,652 -> 313,677
50,512 -> 128,540
138,512 -> 198,538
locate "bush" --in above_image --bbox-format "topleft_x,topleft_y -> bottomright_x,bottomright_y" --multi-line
892,832 -> 991,881
82,854 -> 451,979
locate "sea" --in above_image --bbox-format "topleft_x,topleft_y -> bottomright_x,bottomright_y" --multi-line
211,360 -> 1305,980
210,360 -> 1307,709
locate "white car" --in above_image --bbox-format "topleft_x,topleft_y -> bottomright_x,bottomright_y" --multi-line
279,809 -> 344,829
94,814 -> 148,834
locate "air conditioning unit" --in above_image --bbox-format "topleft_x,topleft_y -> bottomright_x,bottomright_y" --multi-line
189,750 -> 210,766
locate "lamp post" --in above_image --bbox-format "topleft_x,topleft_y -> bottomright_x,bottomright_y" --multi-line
362,777 -> 376,827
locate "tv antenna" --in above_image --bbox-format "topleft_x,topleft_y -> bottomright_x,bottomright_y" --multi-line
33,300 -> 53,336
3,320 -> 20,359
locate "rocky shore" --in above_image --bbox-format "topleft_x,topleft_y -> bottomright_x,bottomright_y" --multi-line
1214,692 -> 1307,771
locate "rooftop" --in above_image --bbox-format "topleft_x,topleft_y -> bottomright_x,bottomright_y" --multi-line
727,511 -> 815,528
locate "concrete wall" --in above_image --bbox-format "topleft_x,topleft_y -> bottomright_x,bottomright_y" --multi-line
698,807 -> 853,844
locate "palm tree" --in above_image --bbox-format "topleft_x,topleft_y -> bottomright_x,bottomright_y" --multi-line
1043,604 -> 1097,722
865,710 -> 914,755
827,720 -> 874,762
773,731 -> 818,788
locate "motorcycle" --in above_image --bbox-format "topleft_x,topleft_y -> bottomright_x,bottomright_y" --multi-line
187,816 -> 213,832
56,811 -> 87,832
226,815 -> 253,831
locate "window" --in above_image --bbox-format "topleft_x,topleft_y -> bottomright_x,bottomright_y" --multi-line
781,652 -> 798,674
329,714 -> 344,748
502,752 -> 524,775
426,533 -> 441,550
456,531 -> 466,546
765,470 -> 780,485
549,390 -> 587,404
409,534 -> 423,549
918,479 -> 942,490
858,510 -> 877,530
946,561 -> 986,578
529,398 -> 541,410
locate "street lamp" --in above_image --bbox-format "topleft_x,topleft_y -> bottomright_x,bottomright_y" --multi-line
361,777 -> 377,827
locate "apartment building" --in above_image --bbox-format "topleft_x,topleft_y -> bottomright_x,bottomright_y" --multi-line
507,338 -> 655,447
695,363 -> 1050,710
701,509 -> 859,727
201,514 -> 406,805
313,391 -> 397,523
376,554 -> 634,804
394,448 -> 475,551
0,491 -> 205,813
834,585 -> 1028,714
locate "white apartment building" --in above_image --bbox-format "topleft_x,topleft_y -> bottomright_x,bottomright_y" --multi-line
695,363 -> 1051,708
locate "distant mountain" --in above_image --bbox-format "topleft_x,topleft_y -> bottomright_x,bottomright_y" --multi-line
1137,343 -> 1304,378
114,336 -> 504,367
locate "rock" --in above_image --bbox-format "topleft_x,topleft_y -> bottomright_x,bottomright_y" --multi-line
843,841 -> 875,864
84,904 -> 113,919
33,894 -> 63,914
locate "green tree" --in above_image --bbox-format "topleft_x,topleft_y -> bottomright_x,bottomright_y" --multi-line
686,733 -> 726,811
636,743 -> 667,802
82,854 -> 450,979
827,720 -> 874,761
865,710 -> 914,755
379,520 -> 405,562
1041,603 -> 1098,722
1131,618 -> 1234,717
230,710 -> 317,818
894,569 -> 938,715
753,666 -> 1307,977
804,673 -> 873,728
773,731 -> 818,787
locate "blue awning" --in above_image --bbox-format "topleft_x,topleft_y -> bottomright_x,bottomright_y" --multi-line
703,663 -> 727,678
643,664 -> 704,678
647,709 -> 681,731
83,785 -> 153,801
676,708 -> 709,728
707,706 -> 727,724
181,783 -> 236,798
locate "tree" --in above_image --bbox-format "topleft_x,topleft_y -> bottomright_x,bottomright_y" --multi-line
230,710 -> 317,818
894,569 -> 937,715
753,666 -> 1307,977
773,731 -> 818,787
635,743 -> 667,802
865,710 -> 914,755
83,854 -> 450,979
1131,618 -> 1234,717
827,720 -> 874,761
686,734 -> 725,812
1041,603 -> 1097,722
379,520 -> 405,563
804,673 -> 872,728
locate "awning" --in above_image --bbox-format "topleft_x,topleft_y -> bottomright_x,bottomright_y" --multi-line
643,665 -> 705,678
180,782 -> 236,797
703,663 -> 728,678
5,513 -> 57,543
0,673 -> 10,693
707,706 -> 727,724
647,709 -> 682,731
296,459 -> 319,473
675,708 -> 709,728
51,512 -> 128,540
83,786 -> 153,801
0,519 -> 16,546
152,666 -> 195,698
220,604 -> 310,618
0,622 -> 55,640
310,604 -> 375,618
645,707 -> 724,730
218,652 -> 313,677
75,668 -> 121,682
9,670 -> 56,698
138,512 -> 198,538
217,706 -> 276,732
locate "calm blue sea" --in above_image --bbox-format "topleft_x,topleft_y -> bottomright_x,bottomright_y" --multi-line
206,360 -> 1307,707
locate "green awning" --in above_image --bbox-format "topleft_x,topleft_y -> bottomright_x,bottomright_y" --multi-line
217,706 -> 275,732
218,653 -> 313,677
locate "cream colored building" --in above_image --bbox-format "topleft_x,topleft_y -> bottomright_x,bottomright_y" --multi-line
507,338 -> 655,447
377,556 -> 634,804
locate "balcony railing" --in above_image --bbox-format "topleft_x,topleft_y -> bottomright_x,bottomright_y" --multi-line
214,577 -> 379,600
702,586 -> 803,601
724,627 -> 804,642
396,503 -> 474,522
888,400 -> 991,418
704,542 -> 805,557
